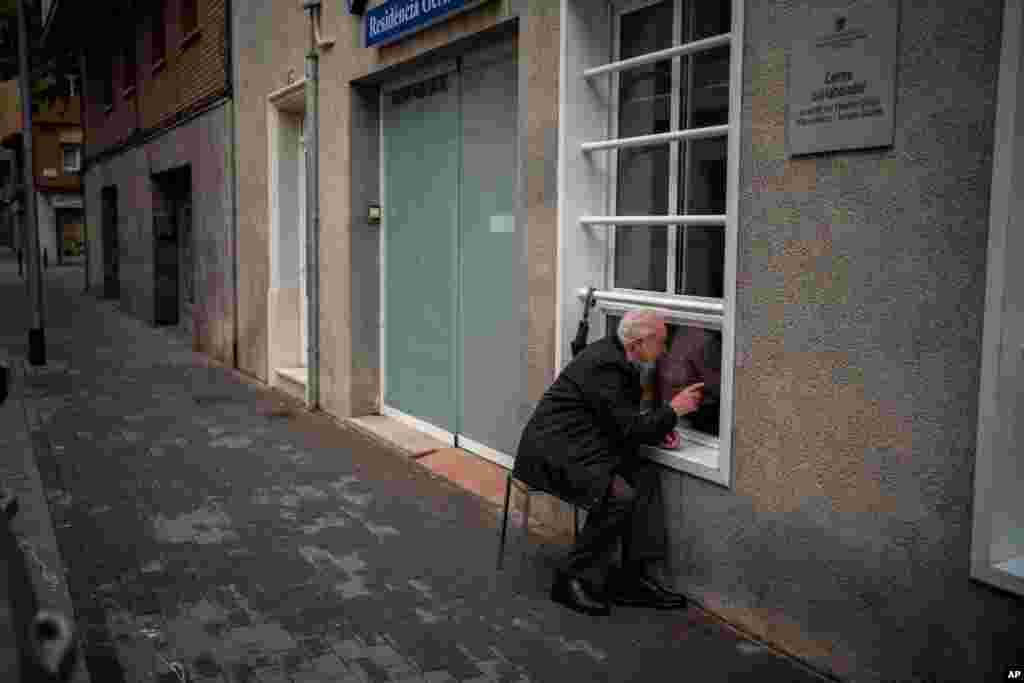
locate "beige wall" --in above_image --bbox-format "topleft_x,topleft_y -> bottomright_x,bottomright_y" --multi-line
234,0 -> 559,416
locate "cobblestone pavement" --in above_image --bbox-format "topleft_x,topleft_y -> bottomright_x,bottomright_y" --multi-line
0,249 -> 830,683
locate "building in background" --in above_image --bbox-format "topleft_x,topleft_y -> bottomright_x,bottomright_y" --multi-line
43,0 -> 235,362
0,77 -> 83,267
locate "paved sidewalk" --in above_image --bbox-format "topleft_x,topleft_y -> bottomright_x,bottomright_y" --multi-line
0,248 -> 831,683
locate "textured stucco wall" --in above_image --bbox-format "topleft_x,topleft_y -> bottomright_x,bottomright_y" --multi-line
234,0 -> 559,416
233,0 -> 304,384
84,104 -> 234,364
658,2 -> 1023,682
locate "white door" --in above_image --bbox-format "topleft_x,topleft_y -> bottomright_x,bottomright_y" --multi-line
298,121 -> 308,365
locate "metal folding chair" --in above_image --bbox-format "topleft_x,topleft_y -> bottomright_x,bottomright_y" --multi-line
496,472 -> 588,570
497,286 -> 597,569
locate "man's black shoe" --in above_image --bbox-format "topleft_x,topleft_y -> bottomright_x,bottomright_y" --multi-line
551,574 -> 611,617
608,574 -> 688,609
638,573 -> 689,602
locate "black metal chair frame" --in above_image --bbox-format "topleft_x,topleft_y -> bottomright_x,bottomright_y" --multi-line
496,472 -> 591,570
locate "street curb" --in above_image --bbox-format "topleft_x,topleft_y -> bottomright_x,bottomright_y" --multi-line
2,360 -> 90,683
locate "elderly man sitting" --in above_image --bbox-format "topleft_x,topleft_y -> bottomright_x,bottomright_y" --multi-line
513,309 -> 705,616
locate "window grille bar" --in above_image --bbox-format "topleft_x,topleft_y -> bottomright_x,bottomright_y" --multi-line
582,124 -> 729,153
576,287 -> 724,317
580,214 -> 726,226
582,33 -> 731,79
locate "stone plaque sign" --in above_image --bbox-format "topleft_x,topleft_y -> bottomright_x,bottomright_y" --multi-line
787,0 -> 899,156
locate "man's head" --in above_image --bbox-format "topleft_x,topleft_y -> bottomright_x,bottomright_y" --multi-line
618,309 -> 668,365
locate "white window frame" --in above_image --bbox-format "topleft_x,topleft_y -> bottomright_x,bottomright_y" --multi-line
970,0 -> 1024,597
61,143 -> 81,173
567,0 -> 741,487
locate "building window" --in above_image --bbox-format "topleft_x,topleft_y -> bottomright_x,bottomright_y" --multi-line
152,0 -> 166,65
610,0 -> 729,296
611,0 -> 731,454
181,0 -> 198,35
62,144 -> 82,173
560,0 -> 741,485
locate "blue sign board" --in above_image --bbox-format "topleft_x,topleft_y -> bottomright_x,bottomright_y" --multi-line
364,0 -> 486,48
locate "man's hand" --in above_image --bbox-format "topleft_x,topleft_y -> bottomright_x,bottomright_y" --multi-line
669,383 -> 705,416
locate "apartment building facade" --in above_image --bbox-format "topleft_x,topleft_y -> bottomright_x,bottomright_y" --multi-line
233,0 -> 1023,681
0,77 -> 84,266
44,0 -> 235,362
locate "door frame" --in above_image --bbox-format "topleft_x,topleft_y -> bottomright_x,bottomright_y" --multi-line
267,79 -> 309,390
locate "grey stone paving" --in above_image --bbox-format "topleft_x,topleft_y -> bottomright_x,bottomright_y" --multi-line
0,249 -> 831,683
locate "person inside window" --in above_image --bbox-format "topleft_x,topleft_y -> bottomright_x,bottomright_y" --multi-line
655,325 -> 722,444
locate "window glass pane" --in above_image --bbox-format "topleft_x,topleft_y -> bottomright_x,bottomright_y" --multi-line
676,225 -> 724,297
615,225 -> 667,291
692,0 -> 731,40
677,138 -> 726,297
682,46 -> 730,128
618,2 -> 672,140
679,137 -> 726,215
656,323 -> 721,436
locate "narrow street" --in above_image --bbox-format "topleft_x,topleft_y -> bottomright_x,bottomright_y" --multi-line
0,247 -> 828,683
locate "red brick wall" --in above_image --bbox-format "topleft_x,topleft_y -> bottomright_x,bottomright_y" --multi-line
32,124 -> 82,193
83,42 -> 140,157
83,0 -> 228,159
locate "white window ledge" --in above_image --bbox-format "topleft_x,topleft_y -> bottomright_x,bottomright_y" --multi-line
642,427 -> 725,485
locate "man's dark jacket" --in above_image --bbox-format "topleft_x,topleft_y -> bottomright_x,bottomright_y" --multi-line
513,335 -> 677,507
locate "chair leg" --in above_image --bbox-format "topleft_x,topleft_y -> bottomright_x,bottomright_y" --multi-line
497,473 -> 513,570
521,486 -> 532,562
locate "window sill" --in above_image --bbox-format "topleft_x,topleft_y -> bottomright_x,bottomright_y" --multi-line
180,28 -> 201,50
122,85 -> 136,100
151,58 -> 166,75
641,427 -> 726,485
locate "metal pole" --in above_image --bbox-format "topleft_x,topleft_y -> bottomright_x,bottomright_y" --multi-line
77,52 -> 89,294
16,0 -> 46,365
304,5 -> 320,411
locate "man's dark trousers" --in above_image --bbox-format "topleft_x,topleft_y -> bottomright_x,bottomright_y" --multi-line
565,459 -> 667,592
